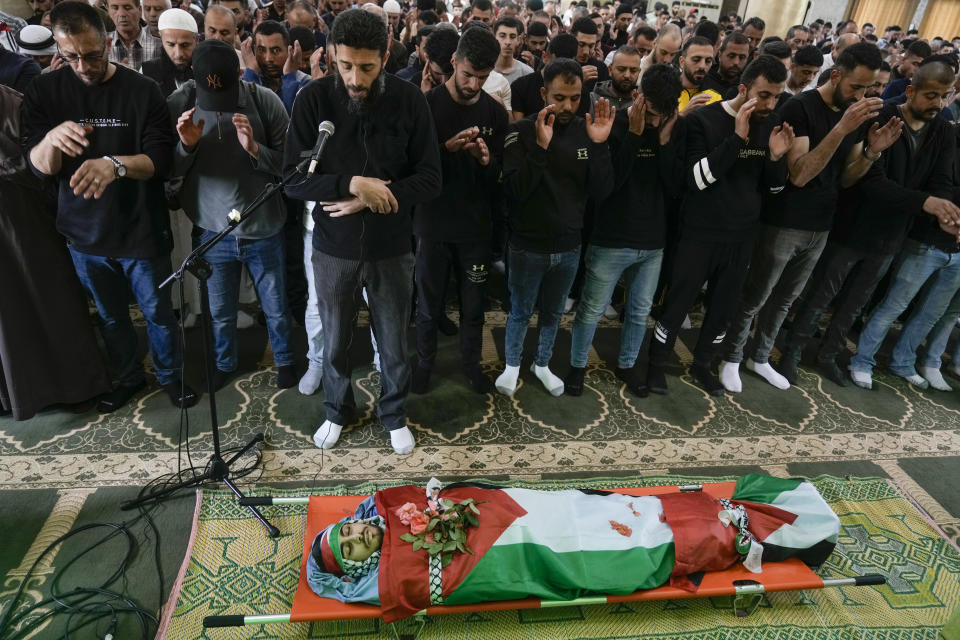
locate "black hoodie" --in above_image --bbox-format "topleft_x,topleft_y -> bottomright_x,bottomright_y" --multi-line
503,114 -> 614,252
283,74 -> 442,261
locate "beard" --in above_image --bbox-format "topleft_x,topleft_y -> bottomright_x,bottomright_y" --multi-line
336,70 -> 386,115
555,109 -> 575,124
831,84 -> 856,111
612,77 -> 635,96
454,77 -> 479,102
908,103 -> 941,122
683,66 -> 705,87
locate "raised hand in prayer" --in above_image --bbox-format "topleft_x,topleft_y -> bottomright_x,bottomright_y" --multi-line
768,122 -> 796,161
585,97 -> 615,144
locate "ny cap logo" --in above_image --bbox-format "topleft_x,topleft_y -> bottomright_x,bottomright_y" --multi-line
206,73 -> 222,89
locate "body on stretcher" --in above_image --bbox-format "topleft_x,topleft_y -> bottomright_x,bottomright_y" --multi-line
203,480 -> 885,632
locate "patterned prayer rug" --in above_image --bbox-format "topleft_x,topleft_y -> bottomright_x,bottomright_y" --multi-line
159,475 -> 960,640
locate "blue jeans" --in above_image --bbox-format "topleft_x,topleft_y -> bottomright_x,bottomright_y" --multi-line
922,287 -> 960,369
69,248 -> 181,386
851,241 -> 960,376
201,230 -> 294,372
505,245 -> 580,367
723,225 -> 828,364
570,245 -> 662,368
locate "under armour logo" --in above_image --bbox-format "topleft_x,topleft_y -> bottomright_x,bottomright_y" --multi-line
206,73 -> 222,89
471,264 -> 486,272
576,148 -> 589,159
479,126 -> 494,137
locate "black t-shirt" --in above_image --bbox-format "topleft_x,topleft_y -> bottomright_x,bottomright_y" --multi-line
764,89 -> 865,231
415,84 -> 509,242
510,71 -> 544,117
21,64 -> 175,258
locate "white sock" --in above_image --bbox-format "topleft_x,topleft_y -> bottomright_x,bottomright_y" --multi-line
312,420 -> 343,449
495,365 -> 520,396
532,364 -> 564,396
920,366 -> 952,391
603,304 -> 619,319
898,371 -> 929,389
298,366 -> 323,395
849,368 -> 873,390
719,361 -> 742,393
747,359 -> 790,390
390,426 -> 415,455
564,297 -> 576,313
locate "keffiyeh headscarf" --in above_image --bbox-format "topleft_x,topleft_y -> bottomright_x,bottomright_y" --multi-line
315,515 -> 385,579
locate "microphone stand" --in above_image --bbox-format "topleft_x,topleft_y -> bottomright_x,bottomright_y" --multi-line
120,158 -> 314,537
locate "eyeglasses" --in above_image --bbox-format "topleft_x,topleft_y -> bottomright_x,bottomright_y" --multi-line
57,44 -> 106,64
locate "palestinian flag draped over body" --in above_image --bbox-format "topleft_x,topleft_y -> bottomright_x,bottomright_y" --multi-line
373,475 -> 840,623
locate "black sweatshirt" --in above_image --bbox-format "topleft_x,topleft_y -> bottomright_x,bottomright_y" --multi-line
415,84 -> 509,243
21,65 -> 175,259
591,110 -> 685,250
680,100 -> 787,241
283,74 -> 442,261
833,103 -> 955,255
503,114 -> 614,252
764,89 -> 864,231
908,121 -> 960,254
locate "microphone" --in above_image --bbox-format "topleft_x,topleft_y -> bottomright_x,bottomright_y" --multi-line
307,120 -> 336,176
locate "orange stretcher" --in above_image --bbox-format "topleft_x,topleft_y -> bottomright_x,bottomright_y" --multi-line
203,482 -> 885,635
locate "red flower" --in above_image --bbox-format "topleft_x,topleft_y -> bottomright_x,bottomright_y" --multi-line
424,533 -> 435,544
395,502 -> 419,526
409,511 -> 431,535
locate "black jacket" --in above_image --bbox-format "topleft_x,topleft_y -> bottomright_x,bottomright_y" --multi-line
591,111 -> 685,250
283,74 -> 442,261
503,114 -> 613,252
834,103 -> 955,254
141,54 -> 193,99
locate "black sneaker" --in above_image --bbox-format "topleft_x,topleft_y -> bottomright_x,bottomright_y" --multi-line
276,364 -> 298,389
817,360 -> 847,387
778,351 -> 800,385
647,363 -> 668,395
615,366 -> 648,398
410,365 -> 431,394
162,379 -> 199,409
691,363 -> 725,396
564,366 -> 586,396
97,381 -> 147,413
463,365 -> 493,394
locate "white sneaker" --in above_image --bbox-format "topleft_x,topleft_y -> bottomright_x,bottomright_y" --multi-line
849,368 -> 873,390
390,426 -> 415,455
531,363 -> 564,396
603,304 -> 619,320
313,420 -> 343,449
746,359 -> 790,390
298,366 -> 323,395
719,361 -> 742,393
920,366 -> 952,391
896,370 -> 930,390
564,297 -> 576,313
495,365 -> 520,396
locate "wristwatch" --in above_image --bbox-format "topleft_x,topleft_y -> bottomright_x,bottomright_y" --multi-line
862,146 -> 881,162
103,155 -> 127,178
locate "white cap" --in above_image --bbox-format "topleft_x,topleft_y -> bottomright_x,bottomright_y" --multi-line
158,8 -> 198,34
383,0 -> 401,14
16,25 -> 57,56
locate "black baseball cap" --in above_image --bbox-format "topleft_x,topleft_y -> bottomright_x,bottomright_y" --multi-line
192,39 -> 240,112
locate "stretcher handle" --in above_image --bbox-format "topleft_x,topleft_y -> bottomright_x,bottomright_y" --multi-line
237,496 -> 309,506
853,574 -> 886,586
204,615 -> 246,627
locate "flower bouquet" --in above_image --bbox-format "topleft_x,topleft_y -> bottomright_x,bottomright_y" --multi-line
394,496 -> 486,568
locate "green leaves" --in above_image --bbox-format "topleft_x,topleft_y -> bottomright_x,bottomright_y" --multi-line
397,497 -> 490,564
